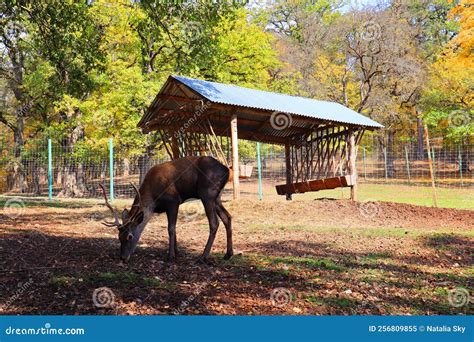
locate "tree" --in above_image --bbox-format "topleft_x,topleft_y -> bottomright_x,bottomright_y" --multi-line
421,0 -> 473,171
0,1 -> 105,195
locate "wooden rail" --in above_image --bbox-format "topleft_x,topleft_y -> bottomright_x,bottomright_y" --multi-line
275,175 -> 355,196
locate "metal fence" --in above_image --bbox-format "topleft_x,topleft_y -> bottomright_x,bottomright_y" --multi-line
0,139 -> 472,199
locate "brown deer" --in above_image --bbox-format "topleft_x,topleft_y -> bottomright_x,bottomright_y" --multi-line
99,156 -> 233,263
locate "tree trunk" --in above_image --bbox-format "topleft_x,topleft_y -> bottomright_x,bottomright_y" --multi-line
57,111 -> 85,197
10,115 -> 26,192
139,133 -> 160,185
386,130 -> 396,178
123,158 -> 130,178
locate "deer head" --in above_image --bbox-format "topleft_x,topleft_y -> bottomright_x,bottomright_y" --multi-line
99,184 -> 146,262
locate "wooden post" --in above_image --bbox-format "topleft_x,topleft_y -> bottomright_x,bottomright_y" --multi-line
285,142 -> 292,201
424,125 -> 438,207
362,147 -> 367,180
109,138 -> 114,201
48,138 -> 53,201
256,142 -> 263,201
230,113 -> 240,200
404,146 -> 411,183
171,134 -> 180,159
348,129 -> 358,201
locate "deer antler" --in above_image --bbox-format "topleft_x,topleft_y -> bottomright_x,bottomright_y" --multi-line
130,182 -> 141,207
99,184 -> 121,228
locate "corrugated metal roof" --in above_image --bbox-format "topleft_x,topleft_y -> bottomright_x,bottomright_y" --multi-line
172,75 -> 383,128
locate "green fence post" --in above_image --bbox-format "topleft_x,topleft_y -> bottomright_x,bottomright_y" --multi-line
109,138 -> 114,201
431,147 -> 436,186
405,146 -> 411,183
48,138 -> 52,201
362,147 -> 367,180
383,147 -> 388,182
458,145 -> 463,186
257,142 -> 263,201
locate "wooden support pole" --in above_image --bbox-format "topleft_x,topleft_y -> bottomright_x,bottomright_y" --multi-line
285,142 -> 292,201
230,113 -> 240,200
171,134 -> 180,159
405,146 -> 411,183
424,125 -> 438,207
348,129 -> 358,201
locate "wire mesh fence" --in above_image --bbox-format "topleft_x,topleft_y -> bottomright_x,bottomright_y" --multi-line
0,139 -> 472,200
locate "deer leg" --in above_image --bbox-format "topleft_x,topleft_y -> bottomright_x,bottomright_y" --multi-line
174,233 -> 179,257
199,199 -> 219,261
166,204 -> 179,262
216,200 -> 233,260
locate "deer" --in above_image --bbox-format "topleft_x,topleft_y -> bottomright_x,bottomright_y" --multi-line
99,156 -> 233,264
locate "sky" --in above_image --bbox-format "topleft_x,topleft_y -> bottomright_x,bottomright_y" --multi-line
348,0 -> 382,9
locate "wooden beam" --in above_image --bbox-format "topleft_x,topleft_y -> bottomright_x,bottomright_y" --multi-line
206,103 -> 379,131
348,129 -> 358,201
171,134 -> 180,159
285,142 -> 292,200
276,175 -> 354,196
154,94 -> 205,104
230,113 -> 240,200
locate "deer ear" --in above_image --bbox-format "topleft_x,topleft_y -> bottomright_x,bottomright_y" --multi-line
121,209 -> 129,222
135,211 -> 144,225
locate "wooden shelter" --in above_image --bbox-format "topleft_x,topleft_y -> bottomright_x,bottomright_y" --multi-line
138,75 -> 382,200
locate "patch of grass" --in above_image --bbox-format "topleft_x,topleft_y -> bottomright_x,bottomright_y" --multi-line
251,224 -> 473,241
360,268 -> 385,281
92,271 -> 172,289
266,255 -> 346,272
50,275 -> 76,287
363,252 -> 391,260
0,196 -> 107,209
95,271 -> 140,284
432,272 -> 473,285
302,183 -> 474,210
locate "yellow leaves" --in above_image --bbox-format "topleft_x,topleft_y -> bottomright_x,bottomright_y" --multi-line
447,0 -> 474,59
311,53 -> 358,106
424,0 -> 474,111
211,8 -> 280,89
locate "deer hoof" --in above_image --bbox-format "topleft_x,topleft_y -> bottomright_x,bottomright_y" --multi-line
223,252 -> 233,260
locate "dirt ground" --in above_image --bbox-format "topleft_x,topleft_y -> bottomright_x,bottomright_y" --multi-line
0,196 -> 472,315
